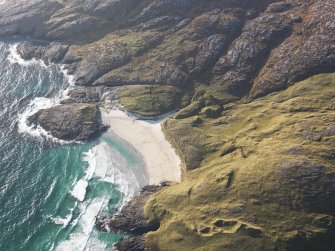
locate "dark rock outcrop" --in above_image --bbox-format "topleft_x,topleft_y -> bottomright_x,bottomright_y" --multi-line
27,103 -> 108,141
97,185 -> 165,235
4,0 -> 334,102
1,1 -> 335,250
213,10 -> 300,95
114,236 -> 145,251
17,42 -> 69,64
96,183 -> 171,250
0,0 -> 145,42
61,87 -> 106,104
251,0 -> 335,97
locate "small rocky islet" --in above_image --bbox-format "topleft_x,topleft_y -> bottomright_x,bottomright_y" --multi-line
27,103 -> 108,141
1,0 -> 335,250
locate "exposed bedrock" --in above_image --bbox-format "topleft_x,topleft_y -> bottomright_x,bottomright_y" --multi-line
251,0 -> 335,97
17,42 -> 69,65
7,0 -> 334,105
95,184 -> 170,251
1,1 -> 335,250
61,86 -> 109,104
27,103 -> 108,141
96,185 -> 165,235
212,9 -> 301,96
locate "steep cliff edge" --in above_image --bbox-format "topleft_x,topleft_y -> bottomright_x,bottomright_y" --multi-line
1,0 -> 335,250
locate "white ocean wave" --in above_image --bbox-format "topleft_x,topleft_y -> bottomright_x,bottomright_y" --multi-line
60,140 -> 144,250
7,43 -> 49,68
56,198 -> 105,251
16,96 -> 78,144
71,179 -> 89,202
51,213 -> 73,227
10,42 -> 77,144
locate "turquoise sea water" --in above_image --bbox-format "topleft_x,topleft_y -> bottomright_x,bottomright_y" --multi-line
0,41 -> 144,250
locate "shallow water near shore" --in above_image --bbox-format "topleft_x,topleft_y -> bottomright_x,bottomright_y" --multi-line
0,41 -> 143,250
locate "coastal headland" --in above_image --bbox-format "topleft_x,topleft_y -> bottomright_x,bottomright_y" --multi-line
0,0 -> 335,250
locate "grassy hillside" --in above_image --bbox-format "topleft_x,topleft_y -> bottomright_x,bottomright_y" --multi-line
117,85 -> 183,117
5,1 -> 334,249
144,73 -> 335,251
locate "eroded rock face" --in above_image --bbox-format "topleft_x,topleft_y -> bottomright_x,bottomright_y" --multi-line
61,86 -> 106,104
251,0 -> 335,97
27,103 -> 108,141
17,42 -> 69,64
1,1 -> 335,250
213,10 -> 301,95
5,0 -> 334,103
96,185 -> 164,235
114,237 -> 145,251
0,0 -> 147,42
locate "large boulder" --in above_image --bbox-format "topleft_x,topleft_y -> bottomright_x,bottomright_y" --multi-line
27,103 -> 108,141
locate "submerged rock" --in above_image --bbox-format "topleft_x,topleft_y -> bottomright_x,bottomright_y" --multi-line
27,103 -> 108,141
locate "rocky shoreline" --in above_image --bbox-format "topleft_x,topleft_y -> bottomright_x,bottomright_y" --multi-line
96,183 -> 170,251
7,0 -> 335,145
27,103 -> 108,141
1,0 -> 335,250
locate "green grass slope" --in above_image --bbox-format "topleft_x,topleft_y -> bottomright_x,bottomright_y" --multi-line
117,85 -> 183,117
144,73 -> 335,251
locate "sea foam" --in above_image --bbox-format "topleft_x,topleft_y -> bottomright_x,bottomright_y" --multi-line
51,213 -> 73,227
10,42 -> 77,144
59,141 -> 143,250
8,43 -> 48,68
56,198 -> 105,251
70,147 -> 98,202
16,96 -> 75,145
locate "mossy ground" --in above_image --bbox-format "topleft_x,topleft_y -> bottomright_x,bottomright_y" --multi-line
117,85 -> 183,117
75,104 -> 98,124
72,30 -> 163,59
144,73 -> 335,251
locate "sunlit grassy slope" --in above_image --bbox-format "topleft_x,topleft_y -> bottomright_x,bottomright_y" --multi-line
117,85 -> 183,117
144,73 -> 335,251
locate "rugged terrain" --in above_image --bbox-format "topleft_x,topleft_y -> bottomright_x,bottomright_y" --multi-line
1,0 -> 335,250
27,103 -> 108,141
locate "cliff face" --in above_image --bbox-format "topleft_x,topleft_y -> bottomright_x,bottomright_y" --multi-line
6,0 -> 335,100
1,0 -> 335,250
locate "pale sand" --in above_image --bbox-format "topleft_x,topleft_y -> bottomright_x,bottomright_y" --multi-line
101,109 -> 181,185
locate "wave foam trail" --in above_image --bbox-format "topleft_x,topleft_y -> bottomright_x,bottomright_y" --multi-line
61,141 -> 143,250
70,147 -> 98,202
10,41 -> 77,144
18,97 -> 57,134
51,213 -> 73,227
90,142 -> 143,203
56,198 -> 105,251
71,180 -> 89,202
17,96 -> 73,144
8,43 -> 75,88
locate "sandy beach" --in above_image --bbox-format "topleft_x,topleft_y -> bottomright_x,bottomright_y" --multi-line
101,109 -> 181,185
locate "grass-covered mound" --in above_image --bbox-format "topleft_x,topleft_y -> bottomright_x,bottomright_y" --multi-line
117,85 -> 183,117
144,73 -> 335,251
